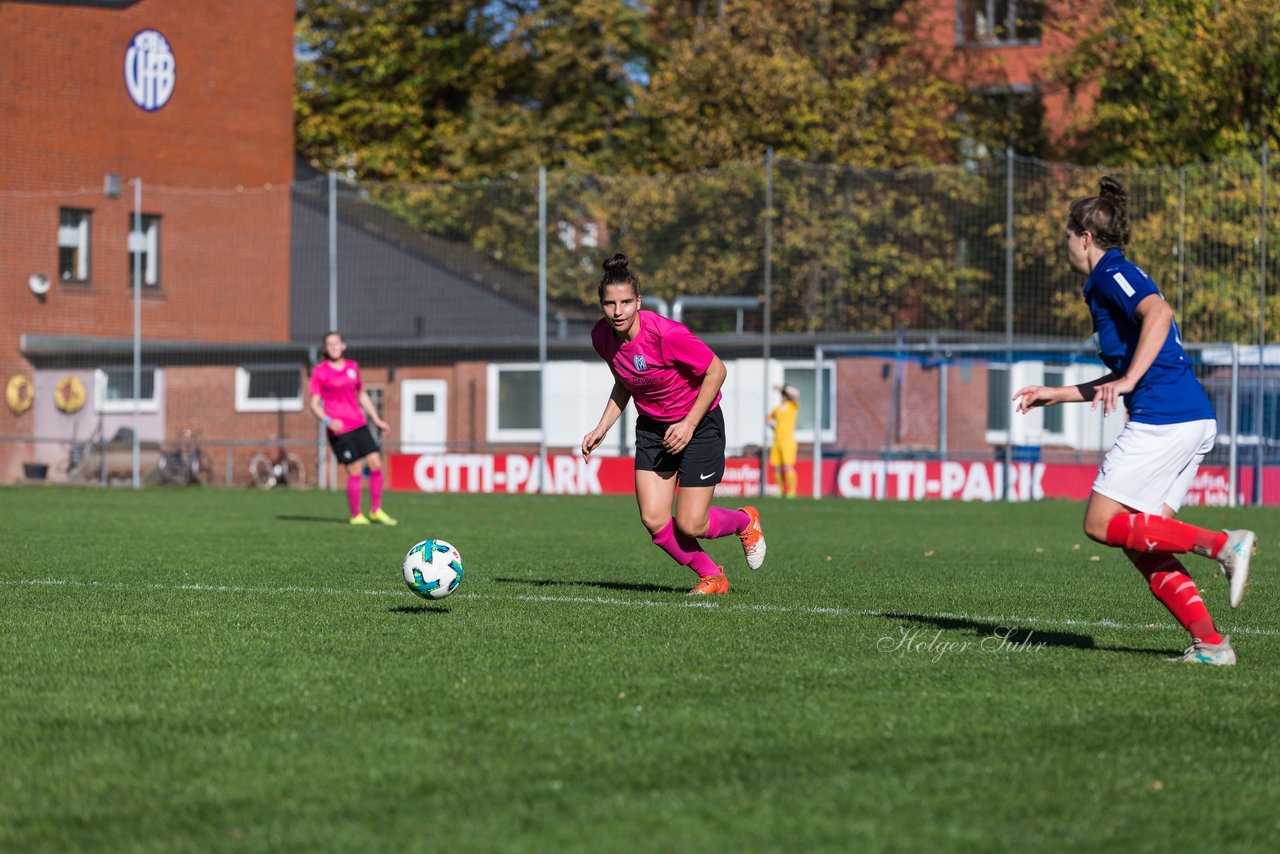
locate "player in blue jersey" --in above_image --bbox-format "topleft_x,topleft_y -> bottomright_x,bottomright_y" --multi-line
1012,177 -> 1256,665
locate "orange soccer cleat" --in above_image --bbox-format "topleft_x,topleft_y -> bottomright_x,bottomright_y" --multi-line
687,573 -> 729,596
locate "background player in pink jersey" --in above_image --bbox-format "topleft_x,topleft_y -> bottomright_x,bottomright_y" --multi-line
309,331 -> 397,526
581,254 -> 765,595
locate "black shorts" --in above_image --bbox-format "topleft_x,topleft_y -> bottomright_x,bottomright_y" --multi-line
328,424 -> 380,465
634,406 -> 726,487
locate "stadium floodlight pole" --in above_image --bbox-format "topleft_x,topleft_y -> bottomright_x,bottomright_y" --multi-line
1254,142 -> 1268,506
131,177 -> 142,489
538,165 -> 548,495
328,170 -> 338,331
1003,146 -> 1015,501
760,147 -> 773,498
812,346 -> 824,501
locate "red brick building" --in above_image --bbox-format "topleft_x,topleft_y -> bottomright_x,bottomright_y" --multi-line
0,0 -> 295,482
910,0 -> 1098,158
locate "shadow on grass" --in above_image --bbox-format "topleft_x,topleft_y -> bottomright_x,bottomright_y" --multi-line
389,604 -> 450,615
876,611 -> 1170,656
493,576 -> 686,594
275,515 -> 349,524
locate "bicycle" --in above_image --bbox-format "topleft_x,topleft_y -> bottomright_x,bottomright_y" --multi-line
153,428 -> 213,486
248,446 -> 305,489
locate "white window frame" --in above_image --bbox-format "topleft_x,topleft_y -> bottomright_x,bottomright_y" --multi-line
58,208 -> 92,282
127,213 -> 161,287
95,367 -> 161,413
778,361 -> 837,444
486,363 -> 542,443
235,366 -> 304,413
956,0 -> 1042,46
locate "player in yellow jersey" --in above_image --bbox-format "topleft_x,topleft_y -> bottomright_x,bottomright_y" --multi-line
768,385 -> 800,499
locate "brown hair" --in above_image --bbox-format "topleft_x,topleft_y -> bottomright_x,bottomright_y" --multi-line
597,253 -> 641,301
1067,176 -> 1130,249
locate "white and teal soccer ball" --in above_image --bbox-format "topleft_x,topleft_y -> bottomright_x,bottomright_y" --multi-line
403,538 -> 464,600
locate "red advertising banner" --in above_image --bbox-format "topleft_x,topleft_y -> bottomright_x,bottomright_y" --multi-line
387,453 -> 1263,507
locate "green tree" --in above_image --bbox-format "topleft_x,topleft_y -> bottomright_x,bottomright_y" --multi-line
637,0 -> 964,171
1054,0 -> 1280,166
295,0 -> 649,181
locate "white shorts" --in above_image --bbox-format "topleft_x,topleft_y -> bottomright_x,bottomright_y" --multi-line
1092,419 -> 1216,514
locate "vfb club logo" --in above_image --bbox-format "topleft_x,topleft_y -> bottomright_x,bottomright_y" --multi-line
125,29 -> 176,111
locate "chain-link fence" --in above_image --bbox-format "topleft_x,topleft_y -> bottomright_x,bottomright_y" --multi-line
4,151 -> 1278,500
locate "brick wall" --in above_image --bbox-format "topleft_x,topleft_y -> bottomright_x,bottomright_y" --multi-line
0,0 -> 295,481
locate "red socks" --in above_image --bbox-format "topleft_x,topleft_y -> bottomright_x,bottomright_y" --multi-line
1129,553 -> 1222,644
1105,513 -> 1228,557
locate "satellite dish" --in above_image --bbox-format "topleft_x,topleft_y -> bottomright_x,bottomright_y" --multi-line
29,274 -> 51,296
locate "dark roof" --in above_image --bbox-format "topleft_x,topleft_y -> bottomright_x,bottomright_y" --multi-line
289,167 -> 595,346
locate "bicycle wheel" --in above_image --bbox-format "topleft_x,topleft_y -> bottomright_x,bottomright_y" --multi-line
153,451 -> 181,485
248,452 -> 277,489
190,451 -> 215,485
283,453 -> 305,488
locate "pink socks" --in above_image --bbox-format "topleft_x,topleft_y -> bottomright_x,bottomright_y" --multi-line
369,469 -> 384,512
651,519 -> 721,578
346,475 -> 363,517
705,507 -> 749,539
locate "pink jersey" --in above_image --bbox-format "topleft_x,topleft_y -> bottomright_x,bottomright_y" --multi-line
309,359 -> 366,435
591,310 -> 721,421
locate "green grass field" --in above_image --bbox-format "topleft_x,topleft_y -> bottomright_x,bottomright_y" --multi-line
2,486 -> 1278,852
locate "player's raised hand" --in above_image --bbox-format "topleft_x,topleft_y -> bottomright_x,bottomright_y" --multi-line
1012,385 -> 1057,414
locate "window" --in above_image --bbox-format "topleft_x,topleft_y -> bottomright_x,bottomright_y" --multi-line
58,208 -> 92,282
987,365 -> 1010,432
127,213 -> 161,287
960,87 -> 1047,161
782,365 -> 836,440
95,367 -> 160,413
487,365 -> 542,442
366,387 -> 385,440
235,366 -> 303,412
497,368 -> 541,430
1042,367 -> 1065,434
958,0 -> 1043,45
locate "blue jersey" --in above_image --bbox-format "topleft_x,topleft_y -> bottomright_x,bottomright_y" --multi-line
1084,248 -> 1214,425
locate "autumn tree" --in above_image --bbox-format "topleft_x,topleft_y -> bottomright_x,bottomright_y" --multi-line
295,0 -> 649,181
1053,0 -> 1280,166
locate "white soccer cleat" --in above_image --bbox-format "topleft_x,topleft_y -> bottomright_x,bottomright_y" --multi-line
1175,636 -> 1236,666
737,506 -> 766,571
1218,529 -> 1256,609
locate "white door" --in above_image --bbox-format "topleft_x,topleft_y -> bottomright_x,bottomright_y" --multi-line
400,379 -> 448,453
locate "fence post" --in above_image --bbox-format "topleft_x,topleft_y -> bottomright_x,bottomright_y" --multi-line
131,176 -> 143,489
1003,148 -> 1015,501
1230,342 -> 1239,507
537,165 -> 548,495
812,345 -> 824,501
328,170 -> 338,331
760,147 -> 773,498
1177,167 -> 1186,321
1255,143 -> 1268,505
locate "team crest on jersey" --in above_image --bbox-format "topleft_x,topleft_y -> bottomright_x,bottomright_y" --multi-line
347,368 -> 357,379
633,355 -> 647,372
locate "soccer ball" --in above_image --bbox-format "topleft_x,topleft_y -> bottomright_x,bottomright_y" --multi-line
403,538 -> 464,600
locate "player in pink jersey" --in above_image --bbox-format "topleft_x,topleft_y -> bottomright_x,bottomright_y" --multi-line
308,331 -> 397,526
581,254 -> 765,595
